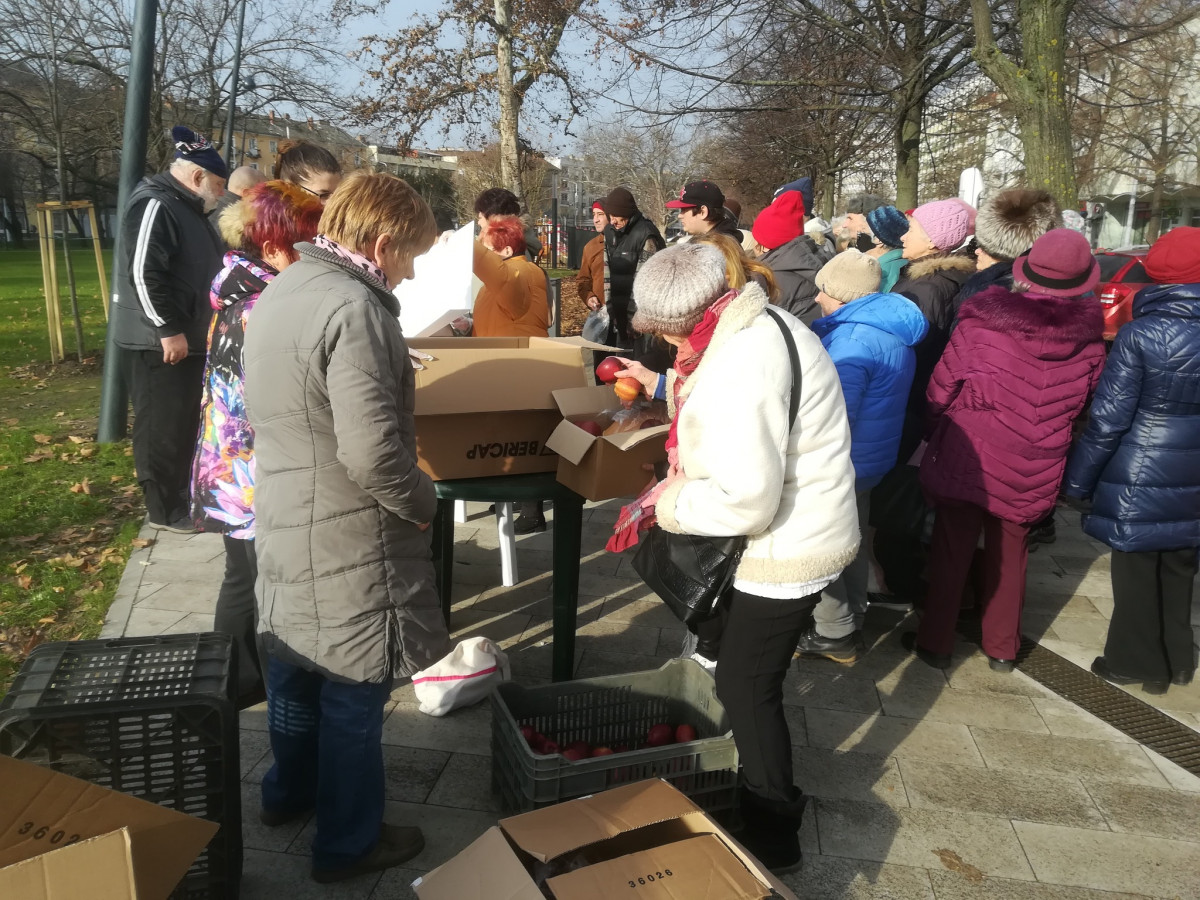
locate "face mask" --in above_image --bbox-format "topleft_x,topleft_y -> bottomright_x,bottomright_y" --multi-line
854,232 -> 876,253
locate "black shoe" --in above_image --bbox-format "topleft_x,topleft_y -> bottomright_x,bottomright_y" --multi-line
513,515 -> 547,535
259,805 -> 312,827
149,514 -> 199,535
1027,521 -> 1057,551
901,632 -> 951,670
737,788 -> 807,875
794,626 -> 859,664
311,823 -> 425,884
1091,657 -> 1168,694
1172,669 -> 1195,686
987,656 -> 1015,673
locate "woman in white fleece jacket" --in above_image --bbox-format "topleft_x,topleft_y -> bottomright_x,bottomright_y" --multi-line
624,241 -> 859,873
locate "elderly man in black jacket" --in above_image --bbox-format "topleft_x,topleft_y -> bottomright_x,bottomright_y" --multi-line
111,126 -> 226,531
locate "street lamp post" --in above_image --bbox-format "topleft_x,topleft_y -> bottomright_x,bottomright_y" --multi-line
223,0 -> 248,166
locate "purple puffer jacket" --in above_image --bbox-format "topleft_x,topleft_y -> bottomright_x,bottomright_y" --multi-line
919,286 -> 1106,524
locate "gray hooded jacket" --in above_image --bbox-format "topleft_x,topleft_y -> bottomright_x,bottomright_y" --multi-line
243,243 -> 449,684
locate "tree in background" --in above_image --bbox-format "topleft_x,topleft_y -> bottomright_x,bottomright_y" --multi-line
352,0 -> 585,211
450,143 -> 552,224
578,121 -> 690,230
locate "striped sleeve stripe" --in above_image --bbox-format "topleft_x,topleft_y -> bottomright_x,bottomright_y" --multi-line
132,199 -> 166,326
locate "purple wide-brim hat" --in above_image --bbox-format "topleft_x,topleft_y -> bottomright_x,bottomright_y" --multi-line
1012,228 -> 1101,298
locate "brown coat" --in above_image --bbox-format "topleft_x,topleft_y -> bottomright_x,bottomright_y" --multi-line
471,242 -> 549,337
576,234 -> 605,307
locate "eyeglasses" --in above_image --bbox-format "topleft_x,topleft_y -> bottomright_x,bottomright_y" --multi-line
299,184 -> 334,201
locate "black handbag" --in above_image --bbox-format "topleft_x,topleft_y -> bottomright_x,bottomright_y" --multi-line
632,307 -> 802,626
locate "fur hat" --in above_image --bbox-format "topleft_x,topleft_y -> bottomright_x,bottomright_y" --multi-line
975,190 -> 1062,262
816,249 -> 882,304
911,199 -> 975,252
866,205 -> 909,248
752,191 -> 806,250
631,244 -> 727,335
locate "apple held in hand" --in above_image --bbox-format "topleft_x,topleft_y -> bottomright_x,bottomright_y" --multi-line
614,378 -> 641,403
596,356 -> 624,384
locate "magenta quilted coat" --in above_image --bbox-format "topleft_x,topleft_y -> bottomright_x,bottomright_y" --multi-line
919,286 -> 1106,524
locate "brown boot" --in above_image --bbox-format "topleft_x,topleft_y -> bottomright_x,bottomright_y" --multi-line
311,823 -> 425,884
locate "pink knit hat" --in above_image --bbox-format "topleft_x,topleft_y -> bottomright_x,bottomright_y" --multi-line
911,199 -> 975,252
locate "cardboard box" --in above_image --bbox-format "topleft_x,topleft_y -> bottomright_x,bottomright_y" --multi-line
412,779 -> 798,900
408,336 -> 612,481
0,754 -> 217,900
546,385 -> 670,501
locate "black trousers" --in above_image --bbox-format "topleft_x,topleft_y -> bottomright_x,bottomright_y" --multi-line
129,350 -> 205,524
1106,548 -> 1198,681
715,589 -> 817,803
216,535 -> 264,704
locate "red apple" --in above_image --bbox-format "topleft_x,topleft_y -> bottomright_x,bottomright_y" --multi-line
639,418 -> 664,429
675,724 -> 698,743
540,739 -> 560,755
646,723 -> 675,747
591,746 -> 615,756
614,378 -> 641,403
562,747 -> 589,761
566,740 -> 591,756
521,725 -> 537,745
596,357 -> 624,384
577,420 -> 603,436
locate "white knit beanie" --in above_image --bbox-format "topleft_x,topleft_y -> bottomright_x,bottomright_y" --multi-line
631,244 -> 728,335
815,249 -> 881,303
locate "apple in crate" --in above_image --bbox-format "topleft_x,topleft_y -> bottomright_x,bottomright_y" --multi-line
675,724 -> 698,743
646,724 -> 675,747
576,420 -> 603,436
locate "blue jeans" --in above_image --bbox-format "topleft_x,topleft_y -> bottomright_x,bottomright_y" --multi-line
261,657 -> 391,869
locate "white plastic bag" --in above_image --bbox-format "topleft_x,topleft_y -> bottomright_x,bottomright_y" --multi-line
582,305 -> 612,345
411,636 -> 511,716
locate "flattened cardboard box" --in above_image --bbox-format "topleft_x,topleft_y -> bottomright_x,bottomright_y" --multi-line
0,754 -> 217,900
408,336 -> 613,481
546,385 -> 669,501
412,778 -> 797,900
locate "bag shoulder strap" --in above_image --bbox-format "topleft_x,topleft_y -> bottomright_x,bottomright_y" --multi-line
764,306 -> 802,428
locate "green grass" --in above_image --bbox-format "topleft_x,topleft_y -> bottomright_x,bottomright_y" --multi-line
0,246 -> 140,693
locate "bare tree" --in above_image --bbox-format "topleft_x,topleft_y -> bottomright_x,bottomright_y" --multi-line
578,121 -> 691,230
352,0 -> 585,211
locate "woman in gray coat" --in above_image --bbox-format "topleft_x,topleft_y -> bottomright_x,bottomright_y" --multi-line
243,173 -> 448,884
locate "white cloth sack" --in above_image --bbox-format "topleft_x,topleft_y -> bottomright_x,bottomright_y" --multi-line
411,636 -> 511,717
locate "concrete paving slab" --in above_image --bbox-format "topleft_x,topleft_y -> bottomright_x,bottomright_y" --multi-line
1030,696 -> 1136,743
817,799 -> 1035,881
926,870 -> 1147,900
898,760 -> 1107,829
806,708 -> 985,767
792,747 -> 908,808
783,669 -> 883,715
970,728 -> 1169,787
425,752 -> 502,814
239,848 -> 380,899
880,686 -> 1047,734
784,855 -> 934,900
1083,778 -> 1200,840
1014,820 -> 1200,899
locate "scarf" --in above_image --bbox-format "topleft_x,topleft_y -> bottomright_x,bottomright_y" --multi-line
606,289 -> 739,553
312,234 -> 390,289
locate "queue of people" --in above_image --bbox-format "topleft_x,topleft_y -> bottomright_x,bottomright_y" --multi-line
110,124 -> 1200,884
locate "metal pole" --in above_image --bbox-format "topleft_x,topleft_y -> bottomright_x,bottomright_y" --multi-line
97,0 -> 158,442
550,170 -> 559,269
223,0 -> 248,165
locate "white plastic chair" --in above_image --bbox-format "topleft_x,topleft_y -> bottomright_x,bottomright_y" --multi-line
453,500 -> 519,587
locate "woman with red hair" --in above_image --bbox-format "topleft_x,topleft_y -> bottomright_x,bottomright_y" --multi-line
189,180 -> 324,708
471,214 -> 549,337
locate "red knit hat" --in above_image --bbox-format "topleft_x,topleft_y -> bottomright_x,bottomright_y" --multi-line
752,191 -> 806,250
1145,227 -> 1200,285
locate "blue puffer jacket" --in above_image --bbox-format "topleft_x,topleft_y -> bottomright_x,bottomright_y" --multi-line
812,292 -> 929,489
1063,282 -> 1200,551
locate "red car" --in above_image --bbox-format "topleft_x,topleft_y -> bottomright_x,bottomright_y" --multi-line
1095,250 -> 1152,340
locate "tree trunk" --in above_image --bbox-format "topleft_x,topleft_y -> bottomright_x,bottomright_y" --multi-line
493,0 -> 527,211
972,0 -> 1077,209
894,95 -> 923,209
1145,167 -> 1167,244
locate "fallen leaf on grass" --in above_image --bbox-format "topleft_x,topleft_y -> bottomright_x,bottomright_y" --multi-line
67,435 -> 86,444
79,447 -> 95,458
51,586 -> 64,593
54,411 -> 64,418
23,451 -> 54,463
69,479 -> 92,495
130,538 -> 155,549
16,575 -> 32,589
109,476 -> 121,483
38,616 -> 56,624
32,434 -> 52,444
3,417 -> 17,426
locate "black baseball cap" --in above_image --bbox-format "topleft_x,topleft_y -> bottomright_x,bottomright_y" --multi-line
666,180 -> 725,211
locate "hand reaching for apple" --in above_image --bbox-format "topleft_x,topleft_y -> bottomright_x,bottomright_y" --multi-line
611,357 -> 659,396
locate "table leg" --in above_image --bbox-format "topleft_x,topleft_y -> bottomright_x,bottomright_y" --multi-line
551,493 -> 585,681
432,500 -> 455,626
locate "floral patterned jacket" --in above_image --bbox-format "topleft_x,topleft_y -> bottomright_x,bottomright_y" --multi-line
189,252 -> 275,538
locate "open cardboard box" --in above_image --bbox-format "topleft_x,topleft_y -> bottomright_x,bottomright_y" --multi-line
407,336 -> 614,481
546,385 -> 670,501
0,754 -> 217,900
412,779 -> 797,900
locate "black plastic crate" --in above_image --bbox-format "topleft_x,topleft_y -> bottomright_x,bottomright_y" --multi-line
491,659 -> 739,817
0,634 -> 242,899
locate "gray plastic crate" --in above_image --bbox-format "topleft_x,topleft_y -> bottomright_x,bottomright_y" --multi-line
491,659 -> 739,816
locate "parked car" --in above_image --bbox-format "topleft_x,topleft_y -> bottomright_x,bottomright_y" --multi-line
1095,249 -> 1151,340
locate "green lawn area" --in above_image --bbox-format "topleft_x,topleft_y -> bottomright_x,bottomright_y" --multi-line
0,244 -> 141,693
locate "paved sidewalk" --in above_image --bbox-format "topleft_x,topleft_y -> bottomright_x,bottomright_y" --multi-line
103,503 -> 1200,899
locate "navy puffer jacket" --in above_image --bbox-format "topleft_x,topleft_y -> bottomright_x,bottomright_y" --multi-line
1062,282 -> 1200,551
